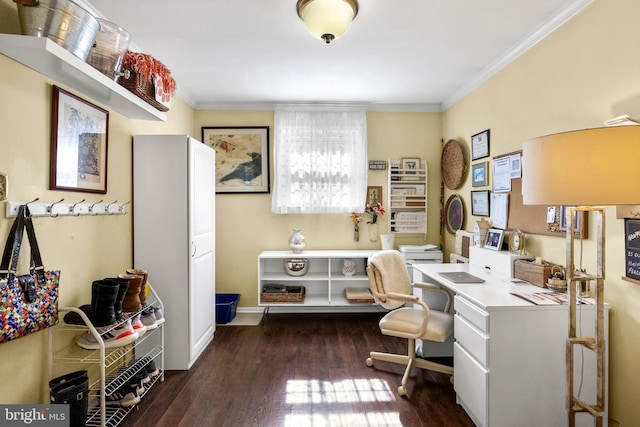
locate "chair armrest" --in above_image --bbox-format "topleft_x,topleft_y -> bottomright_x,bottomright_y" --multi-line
412,281 -> 452,313
385,292 -> 419,304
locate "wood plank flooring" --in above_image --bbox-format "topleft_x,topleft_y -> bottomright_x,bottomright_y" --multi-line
121,312 -> 474,427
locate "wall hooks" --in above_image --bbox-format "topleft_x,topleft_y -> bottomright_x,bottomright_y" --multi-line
88,200 -> 103,215
47,198 -> 65,217
69,199 -> 86,216
5,199 -> 128,218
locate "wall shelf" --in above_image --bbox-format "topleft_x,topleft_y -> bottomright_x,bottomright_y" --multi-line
0,34 -> 166,122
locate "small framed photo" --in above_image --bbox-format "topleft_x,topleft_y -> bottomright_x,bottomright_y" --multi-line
472,162 -> 488,187
401,157 -> 421,181
471,190 -> 490,216
367,186 -> 382,206
471,129 -> 490,161
484,228 -> 504,251
51,86 -> 109,193
202,126 -> 270,194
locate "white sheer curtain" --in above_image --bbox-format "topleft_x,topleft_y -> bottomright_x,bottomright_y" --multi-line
272,105 -> 367,214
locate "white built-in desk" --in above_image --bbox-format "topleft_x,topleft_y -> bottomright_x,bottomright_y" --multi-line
413,261 -> 608,427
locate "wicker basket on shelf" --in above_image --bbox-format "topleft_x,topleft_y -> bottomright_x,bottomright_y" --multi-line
261,285 -> 305,303
119,50 -> 176,112
119,69 -> 169,112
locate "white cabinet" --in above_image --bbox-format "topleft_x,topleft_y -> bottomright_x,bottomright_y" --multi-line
258,250 -> 377,309
133,135 -> 215,370
388,159 -> 427,236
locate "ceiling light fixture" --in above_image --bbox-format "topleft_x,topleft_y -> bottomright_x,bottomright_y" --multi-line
296,0 -> 359,44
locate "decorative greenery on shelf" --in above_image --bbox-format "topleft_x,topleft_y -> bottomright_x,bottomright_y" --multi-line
122,50 -> 177,102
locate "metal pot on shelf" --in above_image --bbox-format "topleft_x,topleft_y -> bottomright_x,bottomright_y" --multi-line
284,258 -> 309,276
15,0 -> 100,61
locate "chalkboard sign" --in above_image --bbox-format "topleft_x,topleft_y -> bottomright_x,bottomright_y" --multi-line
625,219 -> 640,280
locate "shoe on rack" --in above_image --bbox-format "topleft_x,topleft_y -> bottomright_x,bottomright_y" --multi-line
103,383 -> 140,408
130,314 -> 147,336
144,359 -> 160,379
140,307 -> 157,330
153,306 -> 165,325
76,319 -> 139,350
128,370 -> 150,396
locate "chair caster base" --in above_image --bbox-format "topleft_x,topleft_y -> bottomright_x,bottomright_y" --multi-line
397,386 -> 407,396
366,357 -> 373,367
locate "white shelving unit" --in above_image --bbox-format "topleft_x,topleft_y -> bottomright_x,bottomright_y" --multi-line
258,250 -> 378,309
49,288 -> 164,427
0,34 -> 166,121
388,159 -> 428,237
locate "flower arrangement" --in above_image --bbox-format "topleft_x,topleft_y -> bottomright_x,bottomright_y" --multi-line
364,202 -> 385,224
351,213 -> 362,242
122,50 -> 177,102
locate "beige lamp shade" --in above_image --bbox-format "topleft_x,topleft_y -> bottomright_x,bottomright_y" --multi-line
297,0 -> 358,44
522,126 -> 640,206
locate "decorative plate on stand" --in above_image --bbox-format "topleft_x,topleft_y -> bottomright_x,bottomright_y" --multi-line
441,139 -> 466,190
445,194 -> 464,235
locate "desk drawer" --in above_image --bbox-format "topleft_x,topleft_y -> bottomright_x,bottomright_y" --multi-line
455,314 -> 489,366
454,295 -> 488,333
454,342 -> 488,427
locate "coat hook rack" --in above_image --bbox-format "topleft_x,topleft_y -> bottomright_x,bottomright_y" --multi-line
5,199 -> 128,218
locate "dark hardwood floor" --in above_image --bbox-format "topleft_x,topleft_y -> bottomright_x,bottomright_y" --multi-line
121,312 -> 474,427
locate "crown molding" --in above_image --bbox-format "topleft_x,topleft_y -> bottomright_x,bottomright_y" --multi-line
441,0 -> 594,111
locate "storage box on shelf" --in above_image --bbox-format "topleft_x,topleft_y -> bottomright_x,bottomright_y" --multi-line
258,250 -> 378,310
49,287 -> 164,427
388,159 -> 428,236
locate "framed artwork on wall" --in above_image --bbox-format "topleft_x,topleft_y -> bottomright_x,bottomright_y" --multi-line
367,186 -> 382,206
50,86 -> 109,194
471,129 -> 490,161
201,126 -> 270,194
472,162 -> 488,187
471,190 -> 490,216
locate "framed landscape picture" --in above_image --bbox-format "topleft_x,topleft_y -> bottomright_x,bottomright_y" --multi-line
202,126 -> 270,193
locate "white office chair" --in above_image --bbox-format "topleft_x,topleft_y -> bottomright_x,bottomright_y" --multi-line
366,250 -> 454,396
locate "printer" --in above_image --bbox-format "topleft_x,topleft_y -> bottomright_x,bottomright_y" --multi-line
398,244 -> 444,281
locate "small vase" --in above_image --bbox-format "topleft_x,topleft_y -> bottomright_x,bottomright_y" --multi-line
380,233 -> 395,250
342,259 -> 356,277
369,223 -> 378,242
289,229 -> 306,253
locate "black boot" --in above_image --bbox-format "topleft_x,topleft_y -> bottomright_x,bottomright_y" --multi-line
50,371 -> 89,427
63,280 -> 120,327
104,277 -> 130,321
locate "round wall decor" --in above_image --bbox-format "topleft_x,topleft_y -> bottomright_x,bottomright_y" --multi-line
444,194 -> 464,235
441,139 -> 466,190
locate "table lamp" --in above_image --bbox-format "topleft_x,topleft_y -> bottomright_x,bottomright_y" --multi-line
522,126 -> 640,425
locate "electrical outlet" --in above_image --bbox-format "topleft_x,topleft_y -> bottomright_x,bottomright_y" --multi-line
0,173 -> 7,201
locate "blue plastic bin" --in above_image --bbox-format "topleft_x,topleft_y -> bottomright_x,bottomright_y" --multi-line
216,293 -> 240,324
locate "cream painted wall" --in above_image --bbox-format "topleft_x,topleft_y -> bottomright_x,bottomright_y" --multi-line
443,0 -> 640,424
194,110 -> 442,306
0,2 -> 194,402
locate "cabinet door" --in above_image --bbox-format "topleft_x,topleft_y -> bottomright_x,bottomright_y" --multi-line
189,138 -> 216,362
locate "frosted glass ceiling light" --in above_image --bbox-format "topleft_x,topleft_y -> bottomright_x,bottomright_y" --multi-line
296,0 -> 359,44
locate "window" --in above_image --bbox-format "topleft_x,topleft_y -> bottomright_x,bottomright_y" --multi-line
272,106 -> 367,214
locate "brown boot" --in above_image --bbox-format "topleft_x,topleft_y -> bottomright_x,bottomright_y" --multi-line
127,268 -> 148,308
118,273 -> 143,313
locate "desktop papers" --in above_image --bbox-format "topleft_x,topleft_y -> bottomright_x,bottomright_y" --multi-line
511,292 -> 594,305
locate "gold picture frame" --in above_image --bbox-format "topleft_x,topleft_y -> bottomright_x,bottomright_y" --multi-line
367,186 -> 382,206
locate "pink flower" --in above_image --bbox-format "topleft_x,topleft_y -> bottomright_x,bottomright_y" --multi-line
365,202 -> 385,224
